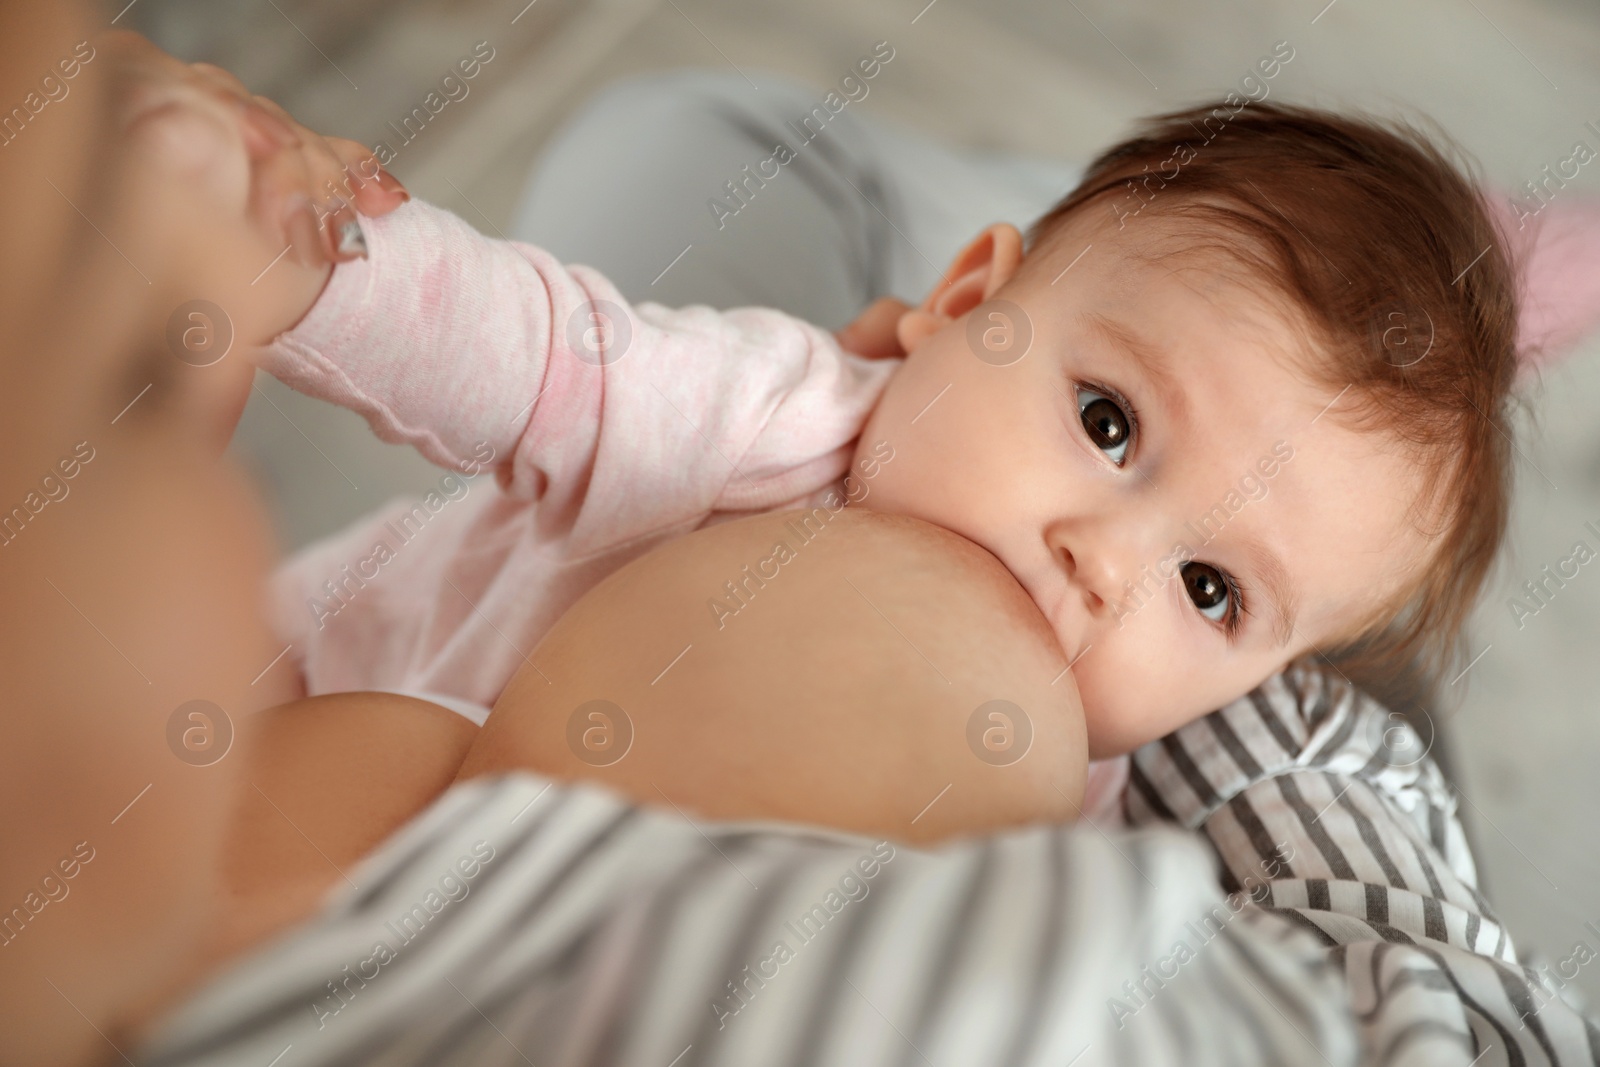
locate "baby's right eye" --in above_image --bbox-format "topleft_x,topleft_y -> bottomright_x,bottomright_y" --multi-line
1182,562 -> 1231,621
1181,560 -> 1243,637
1076,385 -> 1135,466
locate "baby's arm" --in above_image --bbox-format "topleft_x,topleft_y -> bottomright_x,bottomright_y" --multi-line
122,63 -> 890,550
260,194 -> 898,551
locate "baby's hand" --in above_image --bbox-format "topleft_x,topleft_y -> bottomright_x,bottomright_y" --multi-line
103,31 -> 410,446
176,57 -> 411,340
836,296 -> 912,359
107,31 -> 408,347
208,70 -> 410,272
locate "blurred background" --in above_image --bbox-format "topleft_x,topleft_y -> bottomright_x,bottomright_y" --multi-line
122,0 -> 1600,1004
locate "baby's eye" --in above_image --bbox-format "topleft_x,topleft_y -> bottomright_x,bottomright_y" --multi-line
1076,386 -> 1133,466
1181,561 -> 1235,625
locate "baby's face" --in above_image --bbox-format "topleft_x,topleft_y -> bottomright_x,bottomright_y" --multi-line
856,209 -> 1428,757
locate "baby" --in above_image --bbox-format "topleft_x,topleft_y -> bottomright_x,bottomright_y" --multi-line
221,69 -> 1518,830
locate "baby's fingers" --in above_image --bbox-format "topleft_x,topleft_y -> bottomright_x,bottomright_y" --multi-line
188,60 -> 253,101
293,136 -> 394,261
245,122 -> 360,263
836,297 -> 913,359
326,137 -> 410,217
248,134 -> 326,266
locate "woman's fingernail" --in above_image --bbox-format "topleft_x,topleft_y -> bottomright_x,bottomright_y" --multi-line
374,167 -> 410,202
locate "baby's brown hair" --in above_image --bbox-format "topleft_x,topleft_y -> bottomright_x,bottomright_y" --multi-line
1027,99 -> 1520,696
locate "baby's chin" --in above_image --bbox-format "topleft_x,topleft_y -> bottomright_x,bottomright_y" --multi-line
465,506 -> 1089,844
1072,645 -> 1294,760
1078,692 -> 1138,762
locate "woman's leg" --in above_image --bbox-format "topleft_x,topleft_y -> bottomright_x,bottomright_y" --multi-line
508,69 -> 1079,328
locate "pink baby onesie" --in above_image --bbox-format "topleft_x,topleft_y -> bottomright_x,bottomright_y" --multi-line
262,199 -> 899,708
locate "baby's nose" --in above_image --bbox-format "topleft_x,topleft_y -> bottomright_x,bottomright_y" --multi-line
1056,543 -> 1105,614
1048,516 -> 1168,629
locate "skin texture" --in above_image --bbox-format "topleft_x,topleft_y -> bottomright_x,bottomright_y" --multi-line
0,20 -> 286,1066
0,25 -> 402,1065
457,508 -> 1087,845
204,693 -> 479,972
853,211 -> 1431,757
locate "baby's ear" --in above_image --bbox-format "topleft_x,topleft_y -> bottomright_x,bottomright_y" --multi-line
898,224 -> 1025,351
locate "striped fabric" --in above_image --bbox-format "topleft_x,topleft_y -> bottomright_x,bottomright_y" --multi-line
1128,663 -> 1600,1065
142,789 -> 1353,1065
141,666 -> 1599,1066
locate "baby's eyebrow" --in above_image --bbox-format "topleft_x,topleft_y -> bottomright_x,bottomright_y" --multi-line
1080,312 -> 1189,433
1240,532 -> 1298,648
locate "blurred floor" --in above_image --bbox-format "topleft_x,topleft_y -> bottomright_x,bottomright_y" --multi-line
127,0 -> 1600,1004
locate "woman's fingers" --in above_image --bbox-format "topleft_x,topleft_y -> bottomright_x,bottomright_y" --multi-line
122,96 -> 251,216
221,86 -> 409,260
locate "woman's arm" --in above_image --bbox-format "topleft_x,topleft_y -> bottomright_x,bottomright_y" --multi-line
202,692 -> 478,970
0,24 -> 399,1064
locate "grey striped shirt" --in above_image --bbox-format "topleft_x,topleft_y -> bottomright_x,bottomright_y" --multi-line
1127,664 -> 1600,1065
142,665 -> 1598,1066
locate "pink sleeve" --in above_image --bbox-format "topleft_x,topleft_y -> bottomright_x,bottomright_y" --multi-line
261,201 -> 897,554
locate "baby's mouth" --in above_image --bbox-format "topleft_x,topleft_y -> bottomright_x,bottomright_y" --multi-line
1009,569 -> 1089,670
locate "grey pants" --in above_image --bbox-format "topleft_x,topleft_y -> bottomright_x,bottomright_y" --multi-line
507,69 -> 1079,330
